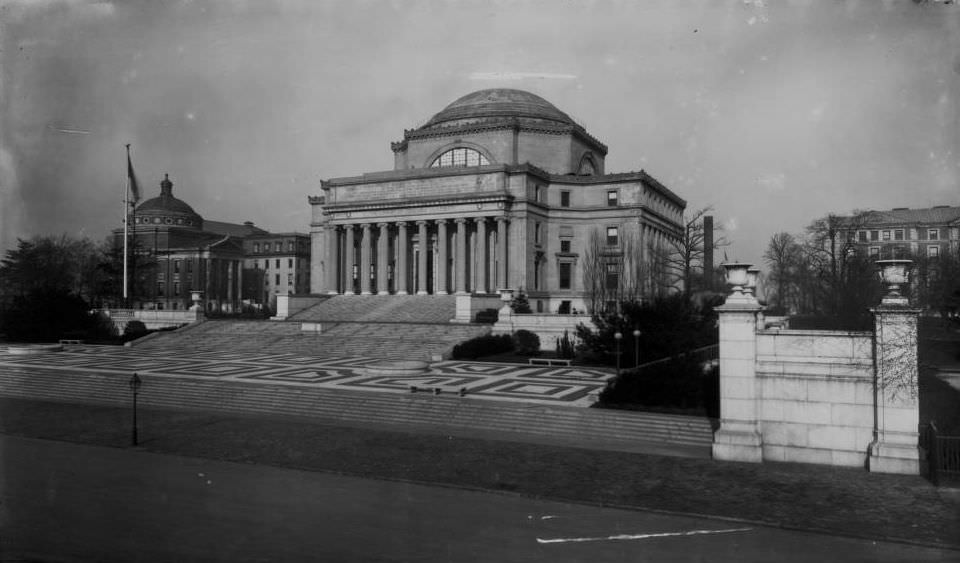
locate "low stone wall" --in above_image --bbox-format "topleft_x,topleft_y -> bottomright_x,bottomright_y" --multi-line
755,330 -> 875,467
100,309 -> 199,332
273,294 -> 328,320
492,311 -> 593,351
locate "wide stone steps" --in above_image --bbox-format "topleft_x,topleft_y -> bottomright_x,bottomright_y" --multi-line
291,295 -> 457,324
0,367 -> 714,454
132,319 -> 491,362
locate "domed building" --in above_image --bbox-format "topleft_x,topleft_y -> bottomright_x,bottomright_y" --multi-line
115,175 -> 310,313
309,89 -> 686,313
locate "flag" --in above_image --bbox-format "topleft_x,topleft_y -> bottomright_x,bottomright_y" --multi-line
127,146 -> 141,204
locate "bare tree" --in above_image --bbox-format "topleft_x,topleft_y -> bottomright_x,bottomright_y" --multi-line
763,231 -> 802,311
665,207 -> 728,296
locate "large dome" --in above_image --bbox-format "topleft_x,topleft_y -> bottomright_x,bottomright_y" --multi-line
422,89 -> 577,129
134,174 -> 203,228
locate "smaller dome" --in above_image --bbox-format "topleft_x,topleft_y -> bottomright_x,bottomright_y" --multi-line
135,174 -> 203,228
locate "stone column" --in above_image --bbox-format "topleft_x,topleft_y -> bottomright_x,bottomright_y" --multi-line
712,283 -> 764,463
436,220 -> 449,295
496,216 -> 508,290
226,261 -> 234,312
396,222 -> 408,295
475,217 -> 488,294
868,304 -> 922,474
455,218 -> 468,294
326,226 -> 339,294
416,220 -> 429,295
360,223 -> 372,295
344,225 -> 356,295
377,223 -> 390,295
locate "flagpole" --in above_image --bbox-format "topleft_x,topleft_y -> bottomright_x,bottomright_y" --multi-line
123,144 -> 130,304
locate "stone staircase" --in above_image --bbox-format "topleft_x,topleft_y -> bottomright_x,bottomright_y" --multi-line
290,295 -> 457,323
0,366 -> 715,457
132,319 -> 489,361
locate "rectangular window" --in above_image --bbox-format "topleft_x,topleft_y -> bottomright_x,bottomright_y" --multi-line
928,229 -> 940,240
535,186 -> 543,202
174,282 -> 180,296
559,263 -> 572,289
288,258 -> 293,268
254,243 -> 260,253
869,246 -> 880,257
857,231 -> 867,243
928,245 -> 940,258
870,230 -> 879,241
275,274 -> 280,285
186,261 -> 193,273
560,191 -> 570,207
535,223 -> 542,244
882,230 -> 891,241
174,260 -> 181,274
157,282 -> 165,296
275,242 -> 282,252
264,259 -> 269,269
894,229 -> 904,241
287,273 -> 293,285
157,272 -> 165,281
607,190 -> 618,207
560,240 -> 571,253
606,226 -> 619,246
253,262 -> 258,270
288,241 -> 295,251
275,259 -> 280,268
605,263 -> 619,290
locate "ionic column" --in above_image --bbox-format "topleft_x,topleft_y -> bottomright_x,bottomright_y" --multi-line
396,222 -> 408,295
360,223 -> 372,295
417,220 -> 429,295
344,224 -> 356,295
325,226 -> 339,294
455,218 -> 468,294
436,219 -> 449,295
496,216 -> 508,290
377,222 -> 390,295
475,217 -> 488,294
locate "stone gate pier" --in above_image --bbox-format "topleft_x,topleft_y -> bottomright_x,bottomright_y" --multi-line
712,261 -> 921,474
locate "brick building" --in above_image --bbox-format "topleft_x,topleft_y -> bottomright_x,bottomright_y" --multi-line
243,233 -> 311,310
309,89 -> 687,313
847,206 -> 960,260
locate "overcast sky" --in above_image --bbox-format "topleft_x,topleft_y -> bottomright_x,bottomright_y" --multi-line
1,0 -> 958,267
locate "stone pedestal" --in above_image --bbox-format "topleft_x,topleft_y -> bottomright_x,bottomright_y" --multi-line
712,291 -> 764,463
868,304 -> 921,475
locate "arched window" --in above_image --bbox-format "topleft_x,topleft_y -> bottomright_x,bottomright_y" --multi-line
430,147 -> 490,168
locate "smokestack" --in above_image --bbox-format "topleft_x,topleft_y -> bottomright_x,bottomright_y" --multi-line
703,215 -> 714,291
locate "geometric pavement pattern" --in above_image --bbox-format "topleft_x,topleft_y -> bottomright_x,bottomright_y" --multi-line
0,346 -> 615,407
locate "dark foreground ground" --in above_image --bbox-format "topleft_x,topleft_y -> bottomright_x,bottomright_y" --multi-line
1,397 -> 958,551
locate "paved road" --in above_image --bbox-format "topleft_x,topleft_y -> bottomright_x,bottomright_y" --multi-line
0,437 -> 955,562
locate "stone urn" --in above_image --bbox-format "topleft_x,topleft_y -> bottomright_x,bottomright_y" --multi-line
498,288 -> 514,302
876,259 -> 912,304
721,262 -> 752,296
189,290 -> 203,311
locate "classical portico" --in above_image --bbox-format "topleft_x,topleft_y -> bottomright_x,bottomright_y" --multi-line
309,88 -> 687,311
317,210 -> 509,296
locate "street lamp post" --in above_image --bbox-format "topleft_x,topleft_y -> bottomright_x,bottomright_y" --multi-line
633,329 -> 641,369
614,332 -> 623,377
129,373 -> 142,446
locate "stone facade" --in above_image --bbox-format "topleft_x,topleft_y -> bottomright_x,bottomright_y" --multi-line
309,89 -> 686,313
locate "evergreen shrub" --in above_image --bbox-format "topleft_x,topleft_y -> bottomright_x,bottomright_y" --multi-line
452,334 -> 514,360
512,329 -> 540,356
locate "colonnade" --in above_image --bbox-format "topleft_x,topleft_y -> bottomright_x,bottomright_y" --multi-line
323,216 -> 508,295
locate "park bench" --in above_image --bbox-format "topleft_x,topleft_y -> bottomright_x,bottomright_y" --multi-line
528,358 -> 572,367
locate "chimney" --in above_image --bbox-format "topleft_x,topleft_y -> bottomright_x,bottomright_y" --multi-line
703,215 -> 714,291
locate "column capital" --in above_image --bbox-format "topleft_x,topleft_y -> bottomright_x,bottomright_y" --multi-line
473,216 -> 487,224
416,220 -> 429,227
377,222 -> 390,229
434,218 -> 448,225
495,216 -> 509,223
360,223 -> 372,230
454,217 -> 468,225
396,221 -> 408,228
